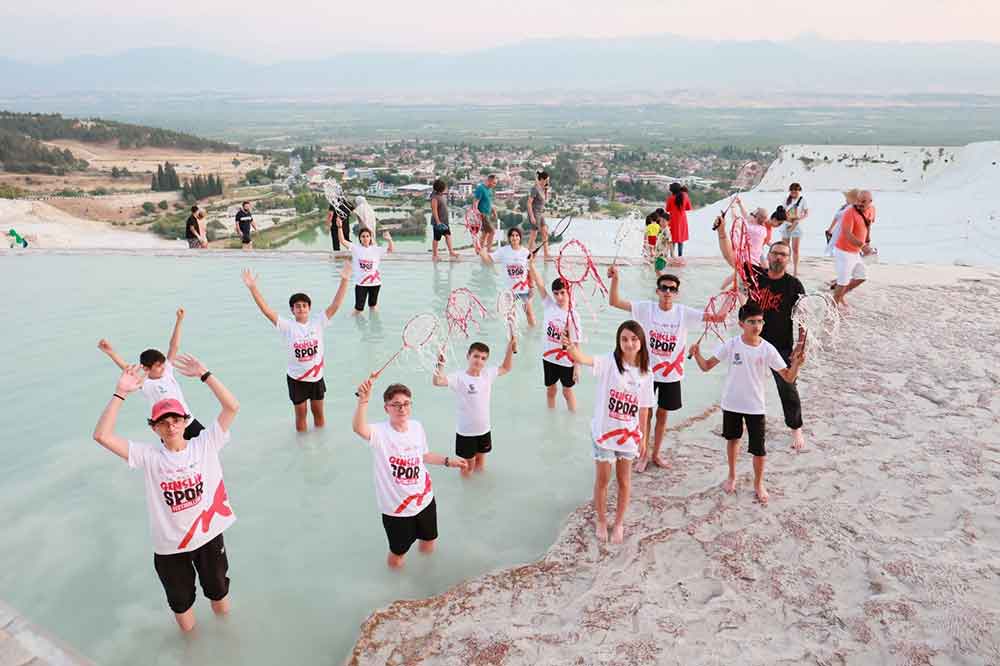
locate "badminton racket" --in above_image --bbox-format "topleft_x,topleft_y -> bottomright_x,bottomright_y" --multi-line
532,210 -> 574,258
495,289 -> 519,353
355,313 -> 439,395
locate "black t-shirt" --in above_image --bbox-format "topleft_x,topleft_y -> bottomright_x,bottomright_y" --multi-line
235,209 -> 253,228
185,215 -> 200,240
746,264 -> 805,353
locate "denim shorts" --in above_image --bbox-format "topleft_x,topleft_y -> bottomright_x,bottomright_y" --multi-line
515,291 -> 532,302
592,441 -> 637,462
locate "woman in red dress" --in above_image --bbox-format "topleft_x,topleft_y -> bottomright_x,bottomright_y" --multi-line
665,183 -> 691,257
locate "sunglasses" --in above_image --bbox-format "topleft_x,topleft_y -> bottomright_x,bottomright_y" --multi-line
657,285 -> 679,293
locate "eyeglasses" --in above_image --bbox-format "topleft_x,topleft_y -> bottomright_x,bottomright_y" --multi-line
769,250 -> 790,257
387,401 -> 412,410
743,318 -> 765,325
657,285 -> 679,293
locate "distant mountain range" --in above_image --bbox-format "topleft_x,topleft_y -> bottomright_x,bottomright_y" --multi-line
3,37 -> 1000,97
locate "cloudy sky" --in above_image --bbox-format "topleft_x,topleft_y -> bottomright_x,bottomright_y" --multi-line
3,0 -> 999,62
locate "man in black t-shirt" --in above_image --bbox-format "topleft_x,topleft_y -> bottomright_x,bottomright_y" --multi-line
716,218 -> 807,450
234,201 -> 257,250
185,205 -> 206,249
325,196 -> 355,252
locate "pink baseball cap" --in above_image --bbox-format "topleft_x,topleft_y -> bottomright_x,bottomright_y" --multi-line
150,399 -> 188,422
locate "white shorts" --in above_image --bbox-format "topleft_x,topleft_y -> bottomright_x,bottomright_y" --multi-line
834,248 -> 866,286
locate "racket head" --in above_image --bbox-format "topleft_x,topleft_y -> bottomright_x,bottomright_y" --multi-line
402,313 -> 439,349
323,180 -> 344,205
495,289 -> 517,317
556,239 -> 592,286
445,288 -> 487,334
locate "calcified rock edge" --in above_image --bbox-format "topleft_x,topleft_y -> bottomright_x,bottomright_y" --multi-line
350,263 -> 1000,666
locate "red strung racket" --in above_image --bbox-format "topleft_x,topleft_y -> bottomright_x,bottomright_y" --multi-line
495,289 -> 519,353
444,287 -> 488,338
464,208 -> 483,252
688,290 -> 741,358
356,313 -> 439,395
556,239 -> 607,338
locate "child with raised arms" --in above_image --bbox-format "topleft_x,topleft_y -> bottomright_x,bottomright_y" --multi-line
432,338 -> 515,477
478,226 -> 536,327
242,262 -> 351,432
98,307 -> 205,440
562,320 -> 654,544
338,225 -> 394,315
607,265 -> 727,471
690,302 -> 804,505
528,260 -> 581,411
91,354 -> 239,632
353,377 -> 467,568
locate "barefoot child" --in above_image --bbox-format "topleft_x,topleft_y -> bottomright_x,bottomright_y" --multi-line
528,261 -> 581,411
689,302 -> 804,504
92,354 -> 240,632
242,263 -> 351,432
432,338 -> 516,477
562,320 -> 654,544
339,226 -> 395,314
352,377 -> 468,568
607,266 -> 725,471
479,227 -> 536,327
98,308 -> 205,440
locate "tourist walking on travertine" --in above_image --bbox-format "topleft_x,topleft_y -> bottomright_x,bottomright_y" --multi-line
526,170 -> 551,260
665,183 -> 691,258
234,201 -> 256,250
780,183 -> 809,275
833,190 -> 875,308
185,206 -> 207,248
430,179 -> 458,261
92,354 -> 240,632
473,174 -> 498,252
825,189 -> 859,257
562,320 -> 654,544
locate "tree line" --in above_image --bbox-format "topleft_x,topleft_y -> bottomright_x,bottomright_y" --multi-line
151,161 -> 223,201
0,128 -> 88,174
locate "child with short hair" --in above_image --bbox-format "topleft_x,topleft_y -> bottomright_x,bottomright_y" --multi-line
562,320 -> 655,544
478,227 -> 536,327
241,262 -> 351,432
432,338 -> 515,477
528,261 -> 581,411
644,214 -> 661,259
352,377 -> 467,568
91,354 -> 240,632
690,302 -> 805,505
98,308 -> 205,440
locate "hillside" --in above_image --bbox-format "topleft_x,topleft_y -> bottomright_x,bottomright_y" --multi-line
0,128 -> 88,173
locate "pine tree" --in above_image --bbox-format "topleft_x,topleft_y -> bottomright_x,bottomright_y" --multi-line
150,173 -> 157,191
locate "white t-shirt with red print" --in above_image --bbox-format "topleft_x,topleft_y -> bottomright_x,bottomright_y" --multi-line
140,359 -> 193,418
277,312 -> 332,382
541,295 -> 581,368
366,420 -> 434,518
490,246 -> 531,295
712,336 -> 787,415
447,367 -> 499,436
351,244 -> 387,287
629,300 -> 703,383
589,353 -> 655,455
128,420 -> 235,555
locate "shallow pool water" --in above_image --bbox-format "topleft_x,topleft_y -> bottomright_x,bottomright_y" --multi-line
0,252 -> 734,665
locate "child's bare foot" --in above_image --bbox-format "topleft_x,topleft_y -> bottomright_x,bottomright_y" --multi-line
596,521 -> 609,543
791,429 -> 805,451
634,456 -> 649,473
754,484 -> 769,505
432,254 -> 440,262
611,522 -> 624,544
449,252 -> 459,259
652,452 -> 671,468
722,478 -> 737,494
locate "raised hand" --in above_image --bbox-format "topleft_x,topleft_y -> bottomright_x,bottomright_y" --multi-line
173,353 -> 208,378
689,342 -> 701,359
176,307 -> 185,320
357,375 -> 375,401
241,268 -> 258,289
97,338 -> 112,353
606,264 -> 619,279
116,365 -> 146,394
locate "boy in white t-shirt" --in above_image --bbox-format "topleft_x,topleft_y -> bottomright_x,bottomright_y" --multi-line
607,265 -> 727,471
432,338 -> 515,477
528,261 -> 581,411
242,262 -> 351,432
478,227 -> 536,327
92,353 -> 240,633
690,302 -> 804,505
353,378 -> 467,568
98,307 -> 205,440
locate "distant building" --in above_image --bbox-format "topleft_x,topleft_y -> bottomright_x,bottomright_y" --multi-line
397,183 -> 433,198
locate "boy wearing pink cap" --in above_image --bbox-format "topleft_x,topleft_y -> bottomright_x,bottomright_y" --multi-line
93,354 -> 240,633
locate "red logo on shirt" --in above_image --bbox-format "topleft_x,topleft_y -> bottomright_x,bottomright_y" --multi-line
161,474 -> 204,513
648,329 -> 678,356
360,259 -> 374,271
755,288 -> 783,312
607,389 -> 639,421
389,455 -> 421,486
177,480 -> 232,549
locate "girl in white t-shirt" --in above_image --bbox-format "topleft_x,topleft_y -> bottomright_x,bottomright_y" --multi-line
562,320 -> 655,545
479,227 -> 536,327
690,302 -> 804,505
352,378 -> 467,569
339,226 -> 394,315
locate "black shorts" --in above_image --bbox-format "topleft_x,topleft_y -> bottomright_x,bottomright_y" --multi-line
381,499 -> 438,556
455,432 -> 492,459
653,381 -> 682,411
286,376 -> 326,405
354,284 -> 381,311
238,222 -> 252,244
543,360 -> 576,388
722,410 -> 767,456
153,533 -> 230,614
432,224 -> 451,242
183,418 -> 205,440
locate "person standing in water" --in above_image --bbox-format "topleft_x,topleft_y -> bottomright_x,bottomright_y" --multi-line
339,226 -> 395,315
478,227 -> 536,327
473,174 -> 498,252
666,183 -> 691,258
430,179 -> 458,261
528,261 -> 581,412
526,170 -> 551,260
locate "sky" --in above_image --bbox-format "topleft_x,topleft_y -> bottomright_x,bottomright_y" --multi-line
3,0 -> 1000,63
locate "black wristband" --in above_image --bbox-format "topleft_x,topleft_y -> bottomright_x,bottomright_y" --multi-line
445,456 -> 450,467
200,371 -> 212,382
113,393 -> 126,401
